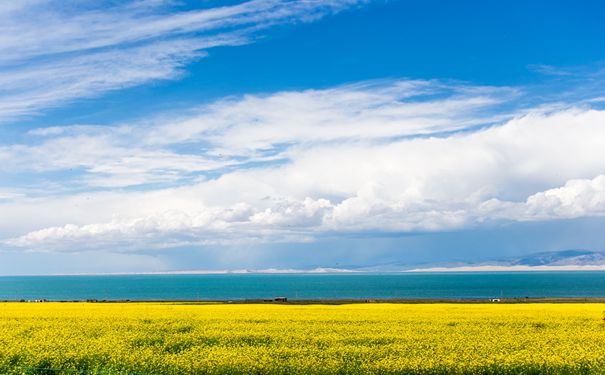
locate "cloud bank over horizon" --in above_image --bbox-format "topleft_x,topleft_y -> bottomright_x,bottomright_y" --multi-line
2,77 -> 605,254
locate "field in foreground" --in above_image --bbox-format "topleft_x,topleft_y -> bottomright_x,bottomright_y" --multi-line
1,302 -> 605,374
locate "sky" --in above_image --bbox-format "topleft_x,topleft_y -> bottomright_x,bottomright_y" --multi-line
1,0 -> 605,274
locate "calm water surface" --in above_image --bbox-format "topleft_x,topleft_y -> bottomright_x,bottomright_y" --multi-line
1,272 -> 605,301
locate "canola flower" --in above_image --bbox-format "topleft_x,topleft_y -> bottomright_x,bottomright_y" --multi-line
1,302 -> 605,374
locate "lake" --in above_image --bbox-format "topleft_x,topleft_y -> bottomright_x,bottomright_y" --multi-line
2,272 -> 605,301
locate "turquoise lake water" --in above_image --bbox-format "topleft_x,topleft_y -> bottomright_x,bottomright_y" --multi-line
1,272 -> 605,301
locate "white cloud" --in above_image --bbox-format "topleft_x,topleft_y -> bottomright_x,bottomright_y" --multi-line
0,0 -> 363,64
4,99 -> 605,251
483,175 -> 605,221
0,190 -> 24,201
526,176 -> 605,218
0,39 -> 211,120
0,79 -> 516,189
0,0 -> 364,121
0,131 -> 232,188
145,80 -> 517,153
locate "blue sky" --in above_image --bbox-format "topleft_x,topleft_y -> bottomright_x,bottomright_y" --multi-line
1,0 -> 605,274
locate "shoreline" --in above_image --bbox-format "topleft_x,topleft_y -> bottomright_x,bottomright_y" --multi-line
5,297 -> 605,304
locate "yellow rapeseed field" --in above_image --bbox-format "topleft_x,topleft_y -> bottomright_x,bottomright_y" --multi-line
1,302 -> 604,374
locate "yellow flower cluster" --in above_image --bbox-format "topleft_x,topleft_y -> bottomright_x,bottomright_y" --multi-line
1,302 -> 604,374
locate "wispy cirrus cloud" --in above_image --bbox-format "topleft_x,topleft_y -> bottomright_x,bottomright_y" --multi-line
0,0 -> 365,121
0,0 -> 363,63
144,80 -> 519,154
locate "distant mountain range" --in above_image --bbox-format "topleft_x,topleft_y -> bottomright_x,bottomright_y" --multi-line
505,250 -> 605,266
51,250 -> 605,275
400,250 -> 605,272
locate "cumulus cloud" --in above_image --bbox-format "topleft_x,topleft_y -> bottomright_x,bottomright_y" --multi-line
8,174 -> 605,251
483,175 -> 605,221
0,0 -> 364,121
525,176 -> 605,218
5,199 -> 327,250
